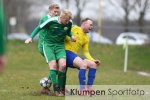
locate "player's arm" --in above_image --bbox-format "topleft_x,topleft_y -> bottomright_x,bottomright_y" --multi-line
82,41 -> 100,65
25,17 -> 57,44
25,25 -> 41,44
82,42 -> 95,61
39,17 -> 57,28
25,17 -> 47,44
67,22 -> 76,42
67,21 -> 73,37
30,17 -> 45,39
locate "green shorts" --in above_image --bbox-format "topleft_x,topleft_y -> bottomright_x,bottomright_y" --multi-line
38,44 -> 44,56
38,39 -> 44,56
43,43 -> 66,63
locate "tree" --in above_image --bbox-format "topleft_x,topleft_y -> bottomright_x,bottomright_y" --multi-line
135,0 -> 150,32
61,0 -> 89,25
109,0 -> 137,32
4,0 -> 31,33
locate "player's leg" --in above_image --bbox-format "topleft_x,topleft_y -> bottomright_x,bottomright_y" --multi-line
39,45 -> 59,79
48,60 -> 62,96
55,45 -> 67,95
83,59 -> 98,89
73,57 -> 87,90
66,50 -> 88,90
58,58 -> 66,91
43,44 -> 57,82
43,44 -> 59,95
48,60 -> 58,84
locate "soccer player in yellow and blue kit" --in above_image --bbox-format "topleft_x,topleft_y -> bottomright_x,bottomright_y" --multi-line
65,18 -> 100,91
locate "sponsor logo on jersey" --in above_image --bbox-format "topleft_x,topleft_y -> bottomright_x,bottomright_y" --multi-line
64,27 -> 68,31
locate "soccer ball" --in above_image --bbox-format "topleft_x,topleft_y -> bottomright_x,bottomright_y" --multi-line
40,77 -> 52,88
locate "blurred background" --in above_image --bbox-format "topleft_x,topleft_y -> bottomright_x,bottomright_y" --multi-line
4,0 -> 150,45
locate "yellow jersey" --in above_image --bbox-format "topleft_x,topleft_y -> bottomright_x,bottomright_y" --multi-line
65,25 -> 94,60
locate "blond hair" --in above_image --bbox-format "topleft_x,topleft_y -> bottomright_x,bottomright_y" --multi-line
60,9 -> 73,20
49,3 -> 59,10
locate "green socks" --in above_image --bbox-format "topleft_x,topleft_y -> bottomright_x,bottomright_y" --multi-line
58,71 -> 66,90
48,70 -> 67,90
49,70 -> 58,85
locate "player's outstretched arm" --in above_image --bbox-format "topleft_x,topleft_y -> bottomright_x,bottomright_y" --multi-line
24,25 -> 41,44
30,25 -> 40,39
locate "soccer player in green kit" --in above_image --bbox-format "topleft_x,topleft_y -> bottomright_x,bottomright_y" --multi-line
25,9 -> 76,96
0,0 -> 6,73
25,3 -> 61,95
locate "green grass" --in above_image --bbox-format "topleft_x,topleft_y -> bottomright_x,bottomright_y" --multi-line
0,40 -> 150,100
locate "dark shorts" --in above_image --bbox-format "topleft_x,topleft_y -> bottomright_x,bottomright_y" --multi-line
66,50 -> 84,69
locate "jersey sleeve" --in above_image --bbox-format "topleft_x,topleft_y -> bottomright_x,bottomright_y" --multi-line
0,1 -> 6,55
39,16 -> 45,24
30,17 -> 57,39
40,16 -> 58,29
67,21 -> 73,37
82,39 -> 95,61
30,25 -> 41,39
40,17 -> 54,28
29,16 -> 45,39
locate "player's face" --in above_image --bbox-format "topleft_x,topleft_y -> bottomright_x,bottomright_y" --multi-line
84,20 -> 93,33
50,8 -> 60,16
60,16 -> 70,25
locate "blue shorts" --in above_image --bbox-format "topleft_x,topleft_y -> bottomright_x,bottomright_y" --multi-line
66,50 -> 84,68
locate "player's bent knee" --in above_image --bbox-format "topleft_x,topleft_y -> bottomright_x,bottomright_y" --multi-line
50,65 -> 57,70
49,61 -> 57,70
88,61 -> 97,69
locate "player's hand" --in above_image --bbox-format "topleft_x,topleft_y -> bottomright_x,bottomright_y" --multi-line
71,36 -> 76,42
94,60 -> 101,66
25,38 -> 32,44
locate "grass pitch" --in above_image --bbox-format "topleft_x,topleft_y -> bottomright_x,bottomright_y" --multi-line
0,40 -> 150,100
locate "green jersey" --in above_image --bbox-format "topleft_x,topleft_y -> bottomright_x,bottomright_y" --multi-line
0,0 -> 6,55
40,16 -> 72,44
29,16 -> 72,54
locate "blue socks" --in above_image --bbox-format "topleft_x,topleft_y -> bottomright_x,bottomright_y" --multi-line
87,68 -> 96,86
78,69 -> 86,90
78,68 -> 97,90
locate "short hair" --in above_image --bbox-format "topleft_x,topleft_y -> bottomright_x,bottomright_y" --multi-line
81,18 -> 93,23
60,9 -> 73,20
49,3 -> 60,10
